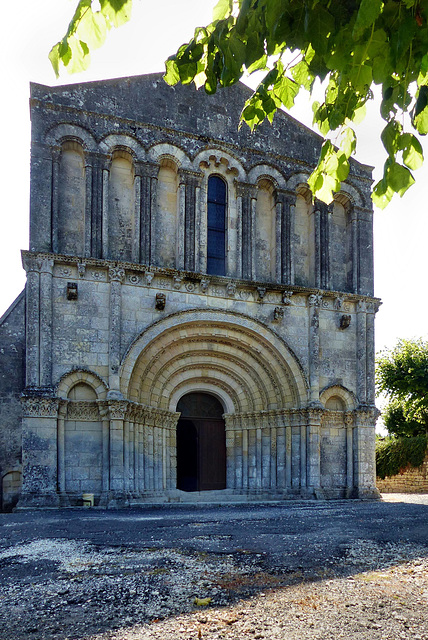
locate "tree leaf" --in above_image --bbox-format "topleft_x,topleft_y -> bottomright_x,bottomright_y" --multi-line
399,133 -> 424,170
387,161 -> 415,195
352,0 -> 384,38
213,0 -> 232,22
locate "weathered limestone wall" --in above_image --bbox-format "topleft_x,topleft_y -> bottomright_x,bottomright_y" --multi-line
0,74 -> 381,508
0,293 -> 25,510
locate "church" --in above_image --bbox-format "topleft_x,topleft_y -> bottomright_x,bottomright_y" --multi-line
0,73 -> 381,510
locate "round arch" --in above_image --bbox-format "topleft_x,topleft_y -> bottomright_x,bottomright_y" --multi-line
320,384 -> 357,411
120,309 -> 308,412
56,369 -> 108,400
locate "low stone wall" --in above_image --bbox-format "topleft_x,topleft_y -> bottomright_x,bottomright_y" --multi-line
377,452 -> 428,493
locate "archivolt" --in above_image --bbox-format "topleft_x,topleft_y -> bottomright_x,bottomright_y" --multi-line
120,309 -> 308,412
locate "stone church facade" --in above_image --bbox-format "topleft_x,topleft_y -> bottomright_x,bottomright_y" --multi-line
0,73 -> 380,510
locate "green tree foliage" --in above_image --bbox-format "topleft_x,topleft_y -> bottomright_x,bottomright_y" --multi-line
376,434 -> 427,478
52,0 -> 428,207
49,0 -> 132,77
376,339 -> 428,437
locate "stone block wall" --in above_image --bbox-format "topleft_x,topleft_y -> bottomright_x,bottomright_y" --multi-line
0,292 -> 25,509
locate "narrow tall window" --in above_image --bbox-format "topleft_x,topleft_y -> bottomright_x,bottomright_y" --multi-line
207,176 -> 226,276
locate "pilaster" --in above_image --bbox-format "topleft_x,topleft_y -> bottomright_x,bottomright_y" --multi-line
108,266 -> 125,395
356,300 -> 367,404
308,293 -> 322,405
236,182 -> 257,280
352,405 -> 381,499
276,190 -> 295,284
178,169 -> 203,272
17,394 -> 60,509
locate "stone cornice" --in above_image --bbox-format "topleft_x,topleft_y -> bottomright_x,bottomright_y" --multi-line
21,250 -> 382,310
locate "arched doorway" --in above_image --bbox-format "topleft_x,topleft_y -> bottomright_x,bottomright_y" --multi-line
176,392 -> 226,492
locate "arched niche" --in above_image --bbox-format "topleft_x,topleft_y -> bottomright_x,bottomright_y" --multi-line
293,183 -> 313,287
330,196 -> 353,292
62,381 -> 104,502
155,157 -> 179,268
319,385 -> 356,496
58,140 -> 86,256
108,149 -> 136,262
320,384 -> 356,411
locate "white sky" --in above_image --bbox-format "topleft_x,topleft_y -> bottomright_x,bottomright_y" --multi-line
1,0 -> 427,364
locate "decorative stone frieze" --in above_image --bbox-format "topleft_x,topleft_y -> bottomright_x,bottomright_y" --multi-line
21,395 -> 59,418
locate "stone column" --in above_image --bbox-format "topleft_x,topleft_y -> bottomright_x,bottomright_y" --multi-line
29,145 -> 54,253
138,163 -> 158,265
57,400 -> 68,502
84,157 -> 93,258
107,399 -> 128,505
39,257 -> 54,388
225,416 -> 235,489
269,413 -> 277,491
356,300 -> 367,405
98,401 -> 110,502
354,205 -> 374,296
22,254 -> 41,388
345,411 -> 354,496
308,294 -> 322,404
366,301 -> 379,406
348,204 -> 359,293
178,169 -> 203,272
133,174 -> 141,264
102,164 -> 110,260
305,407 -> 322,496
51,148 -> 60,254
276,191 -> 295,284
275,412 -> 286,490
285,412 -> 292,490
261,414 -> 271,491
22,254 -> 54,389
88,154 -> 106,259
17,395 -> 60,509
236,183 -> 257,280
108,266 -> 125,397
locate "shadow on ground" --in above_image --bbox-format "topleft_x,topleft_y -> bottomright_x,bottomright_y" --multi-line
0,497 -> 427,639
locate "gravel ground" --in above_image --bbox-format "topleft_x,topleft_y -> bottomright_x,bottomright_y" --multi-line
0,495 -> 427,640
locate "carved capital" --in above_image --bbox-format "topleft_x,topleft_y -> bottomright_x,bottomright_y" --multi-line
357,299 -> 367,313
235,181 -> 257,200
108,266 -> 125,283
136,161 -> 159,180
22,253 -> 54,275
282,290 -> 293,305
257,287 -> 266,301
226,282 -> 237,297
178,168 -> 203,187
334,296 -> 344,310
108,400 -> 129,420
173,275 -> 183,290
308,293 -> 323,307
200,278 -> 210,293
77,262 -> 86,278
344,411 -> 354,426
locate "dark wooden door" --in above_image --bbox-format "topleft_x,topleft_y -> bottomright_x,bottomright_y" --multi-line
176,393 -> 226,492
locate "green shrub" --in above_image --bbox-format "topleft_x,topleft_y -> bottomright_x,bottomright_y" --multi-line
376,435 -> 428,479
